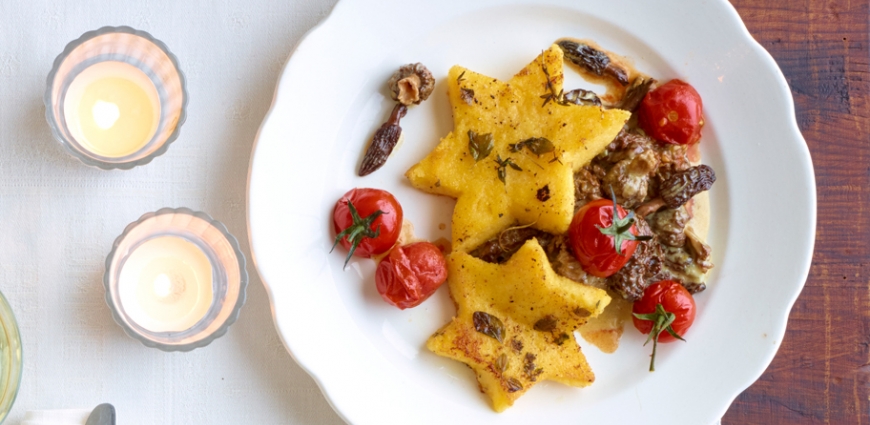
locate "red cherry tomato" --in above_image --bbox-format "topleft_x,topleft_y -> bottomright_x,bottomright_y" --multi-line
637,79 -> 704,145
632,280 -> 696,371
376,242 -> 447,309
632,280 -> 696,342
332,188 -> 403,265
568,198 -> 645,278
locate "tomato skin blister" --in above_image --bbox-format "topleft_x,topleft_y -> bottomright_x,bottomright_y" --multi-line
376,242 -> 448,309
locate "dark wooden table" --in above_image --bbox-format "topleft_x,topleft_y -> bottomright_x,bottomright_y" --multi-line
723,1 -> 868,424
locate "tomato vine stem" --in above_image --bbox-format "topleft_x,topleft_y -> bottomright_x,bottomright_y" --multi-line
331,200 -> 384,268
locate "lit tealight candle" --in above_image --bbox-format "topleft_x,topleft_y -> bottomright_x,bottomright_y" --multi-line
105,209 -> 247,351
62,61 -> 161,158
45,26 -> 186,169
118,235 -> 214,333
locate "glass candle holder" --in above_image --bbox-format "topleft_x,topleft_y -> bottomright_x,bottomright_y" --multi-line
104,208 -> 247,351
0,290 -> 22,422
45,26 -> 187,170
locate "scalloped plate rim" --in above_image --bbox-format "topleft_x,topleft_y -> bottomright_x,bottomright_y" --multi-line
246,1 -> 816,423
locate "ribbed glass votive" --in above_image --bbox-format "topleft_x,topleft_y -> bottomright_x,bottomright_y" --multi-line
45,26 -> 187,170
104,208 -> 247,351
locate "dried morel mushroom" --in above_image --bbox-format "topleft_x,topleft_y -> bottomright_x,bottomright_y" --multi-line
388,63 -> 436,106
358,104 -> 407,176
557,40 -> 629,86
359,63 -> 434,176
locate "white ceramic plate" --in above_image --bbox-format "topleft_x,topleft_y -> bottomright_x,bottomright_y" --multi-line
247,1 -> 816,423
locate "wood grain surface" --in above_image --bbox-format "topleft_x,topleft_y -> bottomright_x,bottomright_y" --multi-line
724,1 -> 869,424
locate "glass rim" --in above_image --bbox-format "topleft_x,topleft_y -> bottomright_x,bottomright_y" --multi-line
44,25 -> 188,170
0,289 -> 22,423
103,208 -> 248,352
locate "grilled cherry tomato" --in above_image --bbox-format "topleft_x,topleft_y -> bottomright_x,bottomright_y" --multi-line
376,242 -> 447,309
568,197 -> 649,278
637,79 -> 704,145
632,280 -> 696,371
332,188 -> 403,267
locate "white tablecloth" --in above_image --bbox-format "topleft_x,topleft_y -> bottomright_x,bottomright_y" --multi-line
1,1 -> 344,423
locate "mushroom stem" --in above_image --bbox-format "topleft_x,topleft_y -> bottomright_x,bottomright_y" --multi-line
635,197 -> 666,218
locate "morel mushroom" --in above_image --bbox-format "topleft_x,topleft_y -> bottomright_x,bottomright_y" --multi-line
557,40 -> 630,86
659,165 -> 716,208
388,63 -> 435,106
359,63 -> 435,176
616,77 -> 656,112
358,104 -> 407,176
648,206 -> 690,247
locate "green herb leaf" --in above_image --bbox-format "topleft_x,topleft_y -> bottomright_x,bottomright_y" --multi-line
506,377 -> 523,392
468,130 -> 494,162
460,88 -> 475,105
526,138 -> 555,155
510,137 -> 555,156
539,61 -> 560,107
473,311 -> 505,343
496,353 -> 508,373
523,353 -> 543,382
494,155 -> 522,185
533,315 -> 557,332
540,59 -> 602,107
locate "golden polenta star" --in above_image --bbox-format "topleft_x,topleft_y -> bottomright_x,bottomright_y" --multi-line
427,239 -> 611,412
406,44 -> 630,253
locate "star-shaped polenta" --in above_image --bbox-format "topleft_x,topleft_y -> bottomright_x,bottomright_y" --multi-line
427,239 -> 611,412
406,45 -> 630,253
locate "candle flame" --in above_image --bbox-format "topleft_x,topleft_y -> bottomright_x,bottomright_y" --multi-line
92,100 -> 120,130
153,273 -> 173,298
